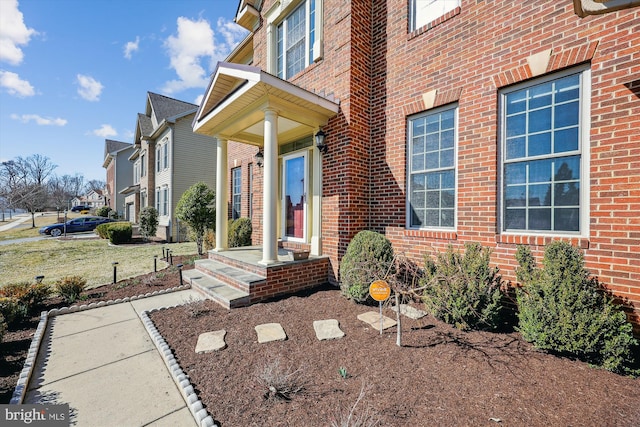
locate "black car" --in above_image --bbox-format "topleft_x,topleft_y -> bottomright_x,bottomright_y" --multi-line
39,216 -> 114,237
71,205 -> 91,212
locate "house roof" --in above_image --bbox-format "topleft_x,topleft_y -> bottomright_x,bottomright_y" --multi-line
137,113 -> 154,138
147,92 -> 198,123
193,62 -> 339,145
104,140 -> 131,158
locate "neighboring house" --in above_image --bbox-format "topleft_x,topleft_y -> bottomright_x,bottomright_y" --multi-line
102,139 -> 134,218
192,0 -> 640,330
85,189 -> 105,209
124,92 -> 217,241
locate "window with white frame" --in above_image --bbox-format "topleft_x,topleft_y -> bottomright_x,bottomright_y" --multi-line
276,0 -> 316,79
408,105 -> 457,229
140,191 -> 147,208
156,146 -> 161,172
232,167 -> 241,220
134,161 -> 140,184
410,0 -> 460,31
141,152 -> 146,177
162,142 -> 169,169
162,186 -> 169,216
501,67 -> 588,234
155,188 -> 160,212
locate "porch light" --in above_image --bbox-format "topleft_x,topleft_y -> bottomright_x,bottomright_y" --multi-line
255,148 -> 264,167
315,130 -> 327,154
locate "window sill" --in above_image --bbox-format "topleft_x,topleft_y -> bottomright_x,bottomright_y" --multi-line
496,234 -> 589,249
408,6 -> 461,40
405,229 -> 457,240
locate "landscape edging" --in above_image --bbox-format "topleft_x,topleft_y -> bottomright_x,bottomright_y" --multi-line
141,306 -> 217,427
8,284 -> 191,405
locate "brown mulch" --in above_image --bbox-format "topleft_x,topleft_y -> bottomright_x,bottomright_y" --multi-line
0,254 -> 202,404
149,286 -> 640,427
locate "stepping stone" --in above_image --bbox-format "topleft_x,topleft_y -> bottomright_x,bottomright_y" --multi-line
313,319 -> 345,341
392,304 -> 427,320
357,311 -> 397,330
195,330 -> 227,353
255,323 -> 287,343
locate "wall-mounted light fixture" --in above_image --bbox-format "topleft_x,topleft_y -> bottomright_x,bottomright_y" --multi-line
315,130 -> 327,154
255,148 -> 264,167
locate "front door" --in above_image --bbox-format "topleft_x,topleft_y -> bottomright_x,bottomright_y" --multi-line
282,152 -> 307,241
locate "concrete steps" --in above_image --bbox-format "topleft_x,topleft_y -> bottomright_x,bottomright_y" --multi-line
183,269 -> 251,309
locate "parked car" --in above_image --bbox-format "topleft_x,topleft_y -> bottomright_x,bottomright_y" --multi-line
39,216 -> 114,237
71,205 -> 91,212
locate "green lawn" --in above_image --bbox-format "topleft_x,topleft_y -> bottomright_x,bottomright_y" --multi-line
0,238 -> 199,289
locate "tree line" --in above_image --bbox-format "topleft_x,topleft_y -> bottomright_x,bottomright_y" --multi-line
0,154 -> 105,226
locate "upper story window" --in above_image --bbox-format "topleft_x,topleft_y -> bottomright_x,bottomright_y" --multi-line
500,67 -> 589,234
162,143 -> 169,169
276,0 -> 317,79
134,161 -> 141,184
411,0 -> 460,32
140,152 -> 146,177
408,105 -> 457,229
156,146 -> 161,172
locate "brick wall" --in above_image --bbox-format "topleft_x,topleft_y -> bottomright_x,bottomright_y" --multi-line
372,0 -> 640,330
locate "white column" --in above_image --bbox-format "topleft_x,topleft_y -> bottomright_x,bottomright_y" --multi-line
215,137 -> 228,251
311,142 -> 323,256
260,108 -> 279,265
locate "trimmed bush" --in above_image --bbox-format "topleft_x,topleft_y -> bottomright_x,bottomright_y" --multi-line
420,243 -> 505,331
99,221 -> 132,244
339,230 -> 394,303
229,218 -> 252,247
96,206 -> 112,218
515,241 -> 638,375
0,281 -> 51,314
55,276 -> 87,303
139,207 -> 159,241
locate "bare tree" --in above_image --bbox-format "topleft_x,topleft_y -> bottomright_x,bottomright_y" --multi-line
84,179 -> 106,194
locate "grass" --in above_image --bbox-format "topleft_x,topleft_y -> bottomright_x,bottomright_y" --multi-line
0,238 -> 198,290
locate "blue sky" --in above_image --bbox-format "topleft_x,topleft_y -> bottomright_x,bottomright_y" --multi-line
0,0 -> 247,182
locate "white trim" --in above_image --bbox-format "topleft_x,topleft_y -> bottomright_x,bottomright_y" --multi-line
498,64 -> 590,237
281,151 -> 308,242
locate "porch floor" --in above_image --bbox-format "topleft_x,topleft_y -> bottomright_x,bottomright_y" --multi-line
210,245 -> 302,266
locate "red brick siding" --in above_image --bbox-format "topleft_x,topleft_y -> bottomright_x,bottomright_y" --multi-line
373,1 -> 640,331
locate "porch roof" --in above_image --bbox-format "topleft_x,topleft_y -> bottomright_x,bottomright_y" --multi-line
193,62 -> 340,145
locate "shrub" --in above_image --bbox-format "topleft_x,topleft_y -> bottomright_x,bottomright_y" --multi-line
0,281 -> 51,313
105,222 -> 133,244
203,229 -> 216,251
95,206 -> 112,218
339,230 -> 394,304
515,241 -> 638,375
420,243 -> 505,331
55,276 -> 87,303
139,207 -> 159,241
0,296 -> 27,325
228,218 -> 252,247
255,358 -> 308,401
95,222 -> 110,239
176,182 -> 215,255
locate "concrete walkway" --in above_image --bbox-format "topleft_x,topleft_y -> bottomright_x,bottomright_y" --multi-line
23,289 -> 205,427
0,213 -> 32,232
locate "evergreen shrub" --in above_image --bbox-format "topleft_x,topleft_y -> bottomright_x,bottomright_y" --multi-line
339,230 -> 394,303
55,276 -> 87,303
515,241 -> 638,375
420,242 -> 505,331
228,218 -> 252,247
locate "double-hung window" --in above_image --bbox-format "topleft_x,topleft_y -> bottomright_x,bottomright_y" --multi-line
410,0 -> 460,32
408,105 -> 457,229
156,146 -> 161,172
501,67 -> 588,234
163,143 -> 169,169
276,0 -> 316,79
155,188 -> 160,213
232,167 -> 241,220
162,186 -> 169,216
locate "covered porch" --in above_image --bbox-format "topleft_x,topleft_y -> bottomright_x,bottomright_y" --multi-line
193,62 -> 339,265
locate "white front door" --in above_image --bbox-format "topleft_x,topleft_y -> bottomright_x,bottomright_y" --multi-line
282,152 -> 307,241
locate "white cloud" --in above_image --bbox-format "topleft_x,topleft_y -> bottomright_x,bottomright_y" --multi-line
194,94 -> 204,106
10,113 -> 67,126
92,124 -> 117,138
0,0 -> 38,65
161,17 -> 247,95
76,74 -> 104,101
123,36 -> 140,59
0,70 -> 34,97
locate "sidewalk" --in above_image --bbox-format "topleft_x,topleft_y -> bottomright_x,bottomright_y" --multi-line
0,213 -> 32,232
23,289 -> 206,427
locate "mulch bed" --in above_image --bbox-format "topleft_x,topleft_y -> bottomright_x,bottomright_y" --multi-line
149,285 -> 640,427
0,254 -> 201,404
